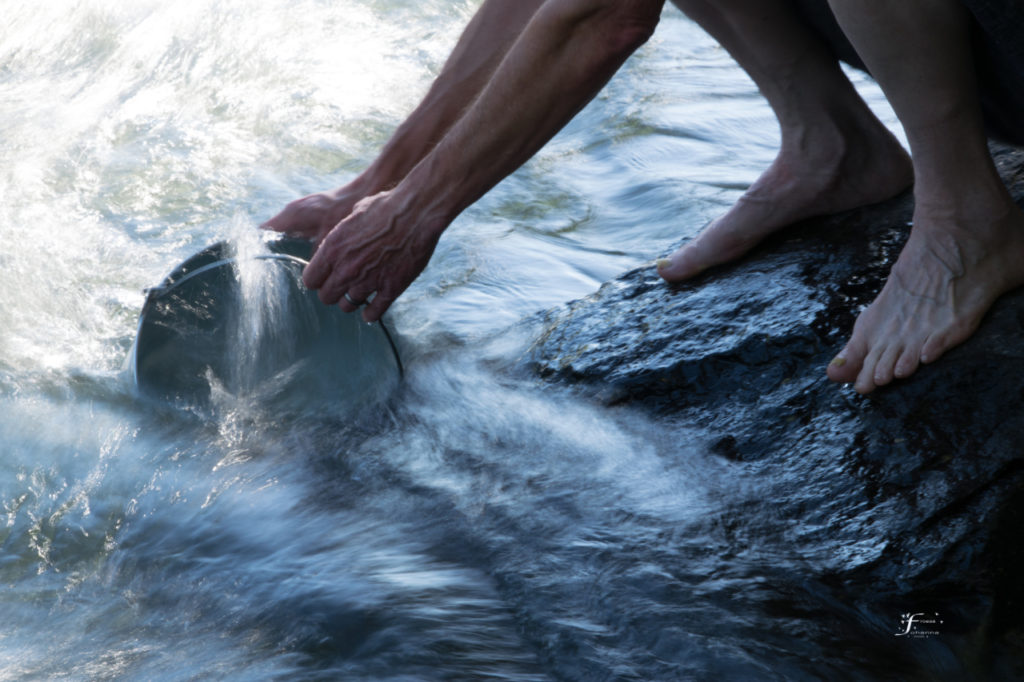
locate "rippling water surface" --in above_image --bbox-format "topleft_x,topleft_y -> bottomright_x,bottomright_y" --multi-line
1,2 -> 909,679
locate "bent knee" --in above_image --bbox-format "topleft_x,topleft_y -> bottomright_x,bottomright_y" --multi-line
610,0 -> 663,51
545,0 -> 663,53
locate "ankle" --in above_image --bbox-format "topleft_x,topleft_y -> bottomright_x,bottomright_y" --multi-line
913,164 -> 1014,225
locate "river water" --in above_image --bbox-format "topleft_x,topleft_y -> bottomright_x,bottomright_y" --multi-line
0,2 -> 915,680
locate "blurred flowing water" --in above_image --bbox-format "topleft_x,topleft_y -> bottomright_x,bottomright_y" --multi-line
0,2 -> 911,680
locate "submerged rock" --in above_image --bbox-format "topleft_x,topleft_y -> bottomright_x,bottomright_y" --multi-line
528,144 -> 1024,676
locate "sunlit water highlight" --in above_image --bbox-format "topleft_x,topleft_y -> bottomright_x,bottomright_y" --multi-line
1,2 -> 914,680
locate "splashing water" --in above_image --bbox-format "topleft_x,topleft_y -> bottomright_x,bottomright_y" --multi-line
224,218 -> 296,396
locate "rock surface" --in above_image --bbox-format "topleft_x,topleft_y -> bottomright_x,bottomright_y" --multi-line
528,144 -> 1024,677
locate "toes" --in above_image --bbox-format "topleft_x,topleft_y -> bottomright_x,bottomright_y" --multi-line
920,334 -> 953,366
871,345 -> 904,387
853,372 -> 877,394
657,221 -> 755,283
826,354 -> 853,383
854,347 -> 884,394
893,347 -> 921,379
841,339 -> 924,391
920,318 -> 976,365
826,338 -> 866,384
656,246 -> 704,283
658,206 -> 787,284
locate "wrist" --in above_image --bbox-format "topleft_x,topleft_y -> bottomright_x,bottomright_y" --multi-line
359,116 -> 444,194
389,169 -> 459,241
346,162 -> 396,198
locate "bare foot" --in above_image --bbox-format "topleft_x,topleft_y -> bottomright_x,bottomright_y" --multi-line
657,115 -> 913,282
827,198 -> 1024,393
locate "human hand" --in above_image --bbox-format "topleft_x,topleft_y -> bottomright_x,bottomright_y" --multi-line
261,184 -> 365,246
301,189 -> 445,323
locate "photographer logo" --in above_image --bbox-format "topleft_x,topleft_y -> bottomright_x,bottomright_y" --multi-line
894,612 -> 943,638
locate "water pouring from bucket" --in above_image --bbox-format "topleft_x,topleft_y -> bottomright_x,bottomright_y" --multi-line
128,228 -> 403,413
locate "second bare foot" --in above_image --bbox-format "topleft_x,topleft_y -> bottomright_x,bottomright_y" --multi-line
658,114 -> 912,282
827,197 -> 1024,393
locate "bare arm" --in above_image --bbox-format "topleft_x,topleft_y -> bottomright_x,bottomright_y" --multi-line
263,0 -> 545,242
304,0 -> 664,321
413,0 -> 663,218
362,0 -> 549,194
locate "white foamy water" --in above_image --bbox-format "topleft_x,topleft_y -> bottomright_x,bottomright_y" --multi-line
225,219 -> 293,392
0,2 -> 916,680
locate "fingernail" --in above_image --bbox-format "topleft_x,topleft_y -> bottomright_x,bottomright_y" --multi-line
655,258 -> 671,270
830,356 -> 846,367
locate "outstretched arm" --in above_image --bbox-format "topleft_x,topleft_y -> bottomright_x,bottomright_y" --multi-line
304,0 -> 664,321
263,0 -> 546,242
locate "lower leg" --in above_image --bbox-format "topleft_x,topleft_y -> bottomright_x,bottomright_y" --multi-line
825,0 -> 1024,393
658,0 -> 912,281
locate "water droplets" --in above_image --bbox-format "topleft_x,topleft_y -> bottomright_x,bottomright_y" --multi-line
224,219 -> 294,396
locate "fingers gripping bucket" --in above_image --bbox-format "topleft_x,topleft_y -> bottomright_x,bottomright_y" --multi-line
128,235 -> 402,410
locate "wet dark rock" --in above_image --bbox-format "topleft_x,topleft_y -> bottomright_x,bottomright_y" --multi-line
527,144 -> 1024,677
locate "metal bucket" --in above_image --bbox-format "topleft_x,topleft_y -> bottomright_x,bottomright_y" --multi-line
129,235 -> 402,410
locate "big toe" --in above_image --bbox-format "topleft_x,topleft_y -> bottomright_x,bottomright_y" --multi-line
827,352 -> 851,384
826,338 -> 867,386
657,245 -> 705,283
